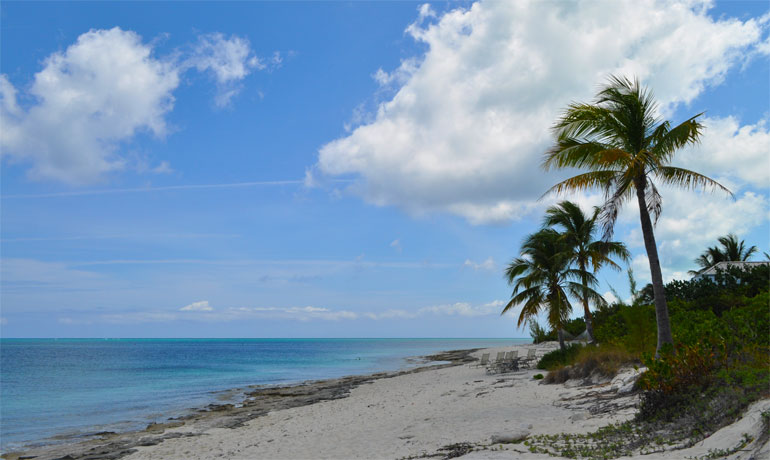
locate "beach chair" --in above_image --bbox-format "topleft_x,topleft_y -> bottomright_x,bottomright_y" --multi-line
521,348 -> 537,368
500,350 -> 521,373
471,353 -> 490,368
485,352 -> 507,374
488,351 -> 515,374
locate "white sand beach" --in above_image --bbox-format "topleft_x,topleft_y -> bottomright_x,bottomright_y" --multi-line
117,342 -> 767,460
8,343 -> 767,460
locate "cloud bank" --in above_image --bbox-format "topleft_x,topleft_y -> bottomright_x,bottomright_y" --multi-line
315,0 -> 768,224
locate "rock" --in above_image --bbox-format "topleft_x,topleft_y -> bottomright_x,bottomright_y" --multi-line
490,428 -> 530,444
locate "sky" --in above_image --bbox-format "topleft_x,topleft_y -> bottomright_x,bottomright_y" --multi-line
1,0 -> 768,338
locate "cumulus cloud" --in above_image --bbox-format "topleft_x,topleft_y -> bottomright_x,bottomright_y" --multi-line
678,116 -> 770,188
463,257 -> 496,271
390,239 -> 403,253
180,300 -> 214,311
1,28 -> 266,184
1,28 -> 179,184
625,187 -> 767,280
315,0 -> 768,224
186,33 -> 260,107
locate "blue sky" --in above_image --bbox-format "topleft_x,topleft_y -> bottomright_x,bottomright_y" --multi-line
1,1 -> 768,338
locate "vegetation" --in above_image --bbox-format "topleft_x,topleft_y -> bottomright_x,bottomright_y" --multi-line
543,201 -> 629,341
501,74 -> 766,458
543,344 -> 637,384
503,229 -> 604,352
529,317 -> 585,344
690,233 -> 758,274
526,264 -> 769,459
542,75 -> 731,354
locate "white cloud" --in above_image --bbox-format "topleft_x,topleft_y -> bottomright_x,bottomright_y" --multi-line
315,0 -> 768,224
1,28 -> 267,184
622,187 -> 767,280
186,33 -> 260,107
1,28 -> 179,184
180,300 -> 213,311
679,116 -> 770,188
86,299 -> 506,324
463,256 -> 496,271
390,239 -> 402,253
418,300 -> 504,317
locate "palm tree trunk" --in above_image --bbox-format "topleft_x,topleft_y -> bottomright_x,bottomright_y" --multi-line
557,328 -> 566,352
580,265 -> 595,342
634,177 -> 674,355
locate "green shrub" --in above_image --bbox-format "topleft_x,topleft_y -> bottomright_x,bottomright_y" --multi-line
543,344 -> 638,384
536,344 -> 582,370
528,321 -> 551,344
533,373 -> 544,380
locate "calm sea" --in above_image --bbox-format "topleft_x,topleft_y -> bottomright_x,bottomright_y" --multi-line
0,338 -> 527,452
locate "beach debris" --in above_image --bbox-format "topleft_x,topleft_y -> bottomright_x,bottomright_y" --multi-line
490,428 -> 530,444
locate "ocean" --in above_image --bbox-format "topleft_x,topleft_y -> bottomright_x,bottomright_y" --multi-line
0,338 -> 527,452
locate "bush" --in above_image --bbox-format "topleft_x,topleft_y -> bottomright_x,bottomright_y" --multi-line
543,344 -> 637,384
573,344 -> 637,378
536,344 -> 582,370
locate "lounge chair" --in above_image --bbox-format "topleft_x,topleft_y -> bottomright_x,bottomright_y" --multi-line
485,352 -> 505,370
487,351 -> 520,374
471,353 -> 490,368
521,348 -> 537,368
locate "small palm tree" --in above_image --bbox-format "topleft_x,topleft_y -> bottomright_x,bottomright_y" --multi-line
690,233 -> 758,274
502,228 -> 604,352
543,76 -> 731,354
543,201 -> 630,342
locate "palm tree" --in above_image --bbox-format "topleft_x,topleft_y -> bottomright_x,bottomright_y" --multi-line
543,201 -> 630,342
690,233 -> 758,274
542,76 -> 731,354
502,228 -> 604,352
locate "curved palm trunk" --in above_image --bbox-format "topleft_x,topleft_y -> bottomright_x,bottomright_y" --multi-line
580,266 -> 595,342
634,177 -> 674,355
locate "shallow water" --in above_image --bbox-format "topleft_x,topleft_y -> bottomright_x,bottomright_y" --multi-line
0,338 -> 528,452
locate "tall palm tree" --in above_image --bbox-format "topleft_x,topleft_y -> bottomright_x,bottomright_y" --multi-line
543,201 -> 630,342
502,228 -> 604,352
542,76 -> 731,354
690,233 -> 758,274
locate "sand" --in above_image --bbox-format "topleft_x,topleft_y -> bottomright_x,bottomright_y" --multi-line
8,343 -> 766,460
122,343 -> 642,459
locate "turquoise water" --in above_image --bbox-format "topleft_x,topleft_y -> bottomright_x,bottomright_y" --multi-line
0,338 -> 527,452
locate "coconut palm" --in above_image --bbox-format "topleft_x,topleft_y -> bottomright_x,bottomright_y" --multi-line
502,228 -> 605,352
542,76 -> 731,354
543,201 -> 630,342
690,233 -> 758,274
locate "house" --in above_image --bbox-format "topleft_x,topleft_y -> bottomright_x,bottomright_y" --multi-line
692,261 -> 770,282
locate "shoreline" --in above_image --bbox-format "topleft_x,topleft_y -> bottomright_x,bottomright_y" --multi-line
6,343 -> 765,460
2,348 -> 482,460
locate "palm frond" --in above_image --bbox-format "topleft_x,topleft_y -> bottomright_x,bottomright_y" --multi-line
645,178 -> 662,225
543,170 -> 621,198
655,167 -> 733,197
650,114 -> 704,164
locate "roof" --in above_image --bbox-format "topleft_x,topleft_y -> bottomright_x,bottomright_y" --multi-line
695,261 -> 770,277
